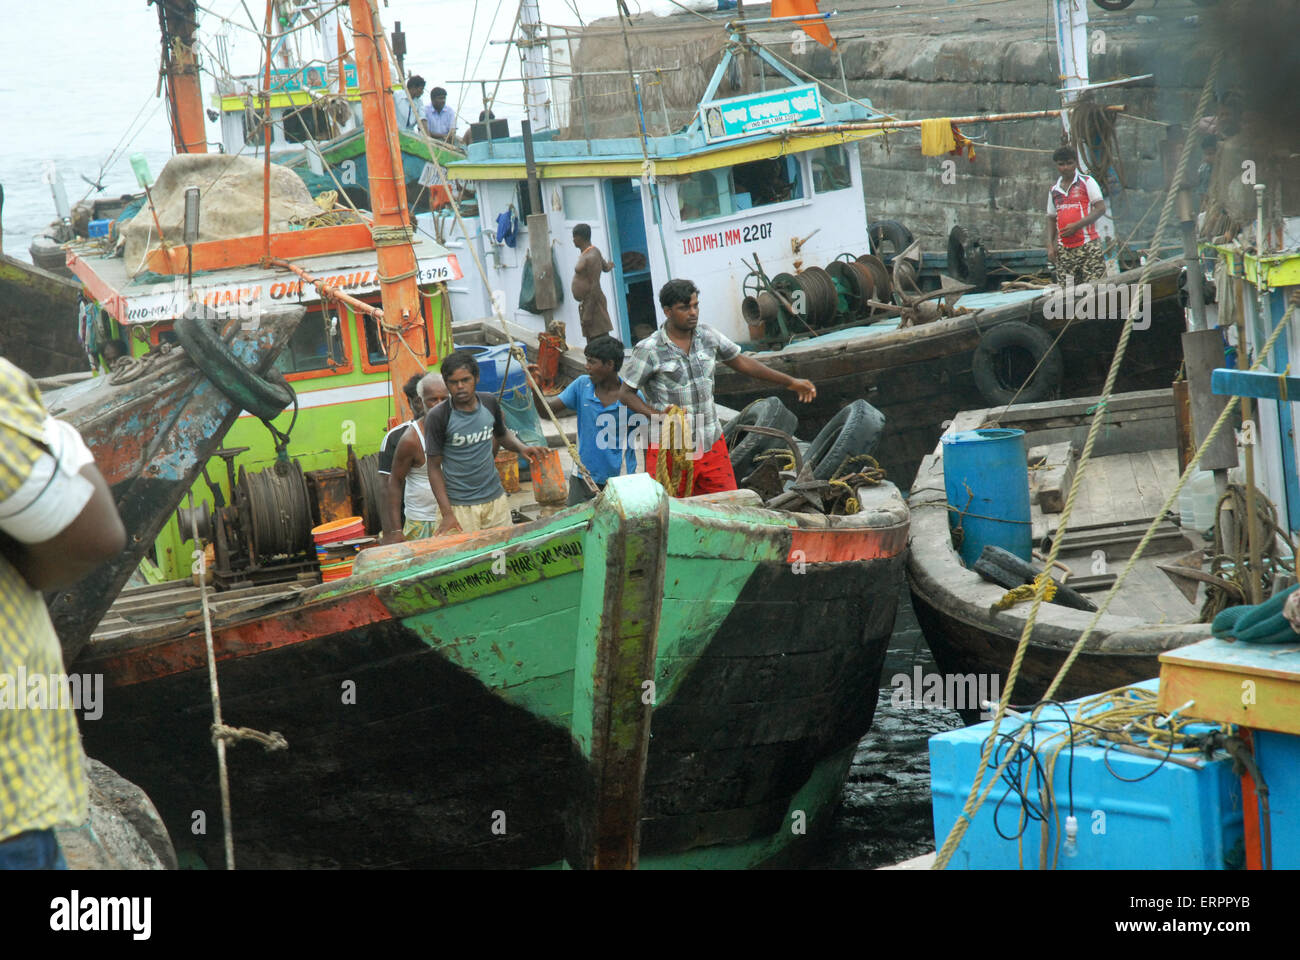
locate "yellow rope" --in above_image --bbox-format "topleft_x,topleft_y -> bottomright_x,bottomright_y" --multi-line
992,572 -> 1058,612
1006,687 -> 1233,869
655,405 -> 695,496
933,52 -> 1226,870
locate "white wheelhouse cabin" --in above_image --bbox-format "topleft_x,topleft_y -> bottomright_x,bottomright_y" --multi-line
444,43 -> 884,349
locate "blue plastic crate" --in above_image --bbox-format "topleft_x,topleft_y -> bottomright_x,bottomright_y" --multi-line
930,680 -> 1244,869
88,218 -> 111,238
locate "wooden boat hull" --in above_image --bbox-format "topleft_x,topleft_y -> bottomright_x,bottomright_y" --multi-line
0,252 -> 86,377
43,305 -> 303,661
905,389 -> 1211,710
77,476 -> 909,868
714,262 -> 1185,488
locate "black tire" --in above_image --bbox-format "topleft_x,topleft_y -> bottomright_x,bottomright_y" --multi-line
947,225 -> 988,289
868,220 -> 914,258
174,309 -> 295,421
805,399 -> 886,481
723,397 -> 799,479
971,321 -> 1063,407
1092,0 -> 1135,9
975,546 -> 1097,612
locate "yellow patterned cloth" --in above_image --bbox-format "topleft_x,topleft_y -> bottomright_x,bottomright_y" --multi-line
0,358 -> 88,841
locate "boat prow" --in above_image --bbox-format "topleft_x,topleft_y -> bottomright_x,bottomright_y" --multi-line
78,472 -> 909,868
43,304 -> 304,662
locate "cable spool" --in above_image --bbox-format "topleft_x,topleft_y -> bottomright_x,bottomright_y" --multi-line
798,266 -> 838,327
771,272 -> 805,322
348,448 -> 385,535
856,254 -> 893,304
239,462 -> 313,565
825,260 -> 868,318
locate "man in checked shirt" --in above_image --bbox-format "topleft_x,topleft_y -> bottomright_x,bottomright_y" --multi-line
0,357 -> 125,869
618,278 -> 816,497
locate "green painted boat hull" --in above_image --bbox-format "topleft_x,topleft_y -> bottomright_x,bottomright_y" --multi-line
78,476 -> 908,868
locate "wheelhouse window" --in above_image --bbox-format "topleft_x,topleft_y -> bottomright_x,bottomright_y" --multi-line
274,307 -> 341,374
283,102 -> 339,144
562,184 -> 598,221
677,156 -> 805,224
362,314 -> 388,366
809,145 -> 852,193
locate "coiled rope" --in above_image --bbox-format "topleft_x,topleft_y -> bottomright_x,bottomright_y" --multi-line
1200,484 -> 1297,622
654,405 -> 695,496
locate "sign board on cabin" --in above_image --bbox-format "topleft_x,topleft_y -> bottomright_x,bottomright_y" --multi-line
269,64 -> 358,93
699,84 -> 824,144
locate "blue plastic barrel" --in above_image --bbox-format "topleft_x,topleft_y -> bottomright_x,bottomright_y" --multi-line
451,342 -> 527,396
941,428 -> 1031,566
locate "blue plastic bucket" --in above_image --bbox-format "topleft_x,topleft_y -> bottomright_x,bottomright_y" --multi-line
941,428 -> 1031,566
452,342 -> 527,396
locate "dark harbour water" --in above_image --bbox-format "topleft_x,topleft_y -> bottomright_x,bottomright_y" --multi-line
810,575 -> 966,870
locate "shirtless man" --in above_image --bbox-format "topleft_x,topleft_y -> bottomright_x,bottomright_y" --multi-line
571,223 -> 614,339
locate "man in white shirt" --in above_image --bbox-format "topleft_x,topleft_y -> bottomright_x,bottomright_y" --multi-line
380,374 -> 448,543
393,75 -> 428,135
423,87 -> 457,142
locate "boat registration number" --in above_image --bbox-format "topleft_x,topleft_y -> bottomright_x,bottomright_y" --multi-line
681,220 -> 773,255
418,262 -> 454,283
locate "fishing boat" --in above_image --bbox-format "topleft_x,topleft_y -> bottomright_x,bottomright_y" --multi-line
0,251 -> 86,378
433,7 -> 1188,489
0,183 -> 89,377
60,0 -> 464,585
924,239 -> 1300,871
201,5 -> 466,212
75,468 -> 908,869
906,388 -> 1216,706
41,303 -> 303,663
714,261 -> 1185,486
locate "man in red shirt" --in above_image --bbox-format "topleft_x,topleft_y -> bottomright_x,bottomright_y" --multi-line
1045,145 -> 1107,285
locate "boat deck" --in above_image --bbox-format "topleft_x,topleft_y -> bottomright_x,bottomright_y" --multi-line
1038,447 -> 1200,625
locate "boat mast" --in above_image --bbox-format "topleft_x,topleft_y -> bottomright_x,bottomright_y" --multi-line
347,0 -> 430,421
1052,0 -> 1115,248
154,0 -> 208,154
519,0 -> 552,131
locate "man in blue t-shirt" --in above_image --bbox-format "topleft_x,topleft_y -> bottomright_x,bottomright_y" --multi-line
530,335 -> 662,505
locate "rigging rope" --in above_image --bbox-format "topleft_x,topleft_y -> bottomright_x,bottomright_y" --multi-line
933,50 -> 1228,871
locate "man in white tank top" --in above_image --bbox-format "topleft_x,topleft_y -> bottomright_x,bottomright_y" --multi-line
380,373 -> 448,543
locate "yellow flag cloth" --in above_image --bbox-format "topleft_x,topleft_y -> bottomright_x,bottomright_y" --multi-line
920,117 -> 957,156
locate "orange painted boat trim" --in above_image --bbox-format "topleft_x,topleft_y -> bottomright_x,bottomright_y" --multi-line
143,223 -> 376,275
788,524 -> 908,564
93,590 -> 393,688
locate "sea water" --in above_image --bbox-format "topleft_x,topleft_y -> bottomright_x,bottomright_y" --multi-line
0,0 -> 591,260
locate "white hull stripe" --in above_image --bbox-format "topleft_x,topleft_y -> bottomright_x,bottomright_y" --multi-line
237,378 -> 395,419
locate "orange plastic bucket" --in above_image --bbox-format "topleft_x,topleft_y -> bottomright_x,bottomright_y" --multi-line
495,449 -> 521,494
536,332 -> 565,387
312,516 -> 363,545
531,447 -> 567,504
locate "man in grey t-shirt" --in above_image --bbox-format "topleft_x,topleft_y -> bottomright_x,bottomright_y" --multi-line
425,351 -> 545,535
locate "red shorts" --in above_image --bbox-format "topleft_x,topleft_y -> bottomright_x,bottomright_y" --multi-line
645,435 -> 737,498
